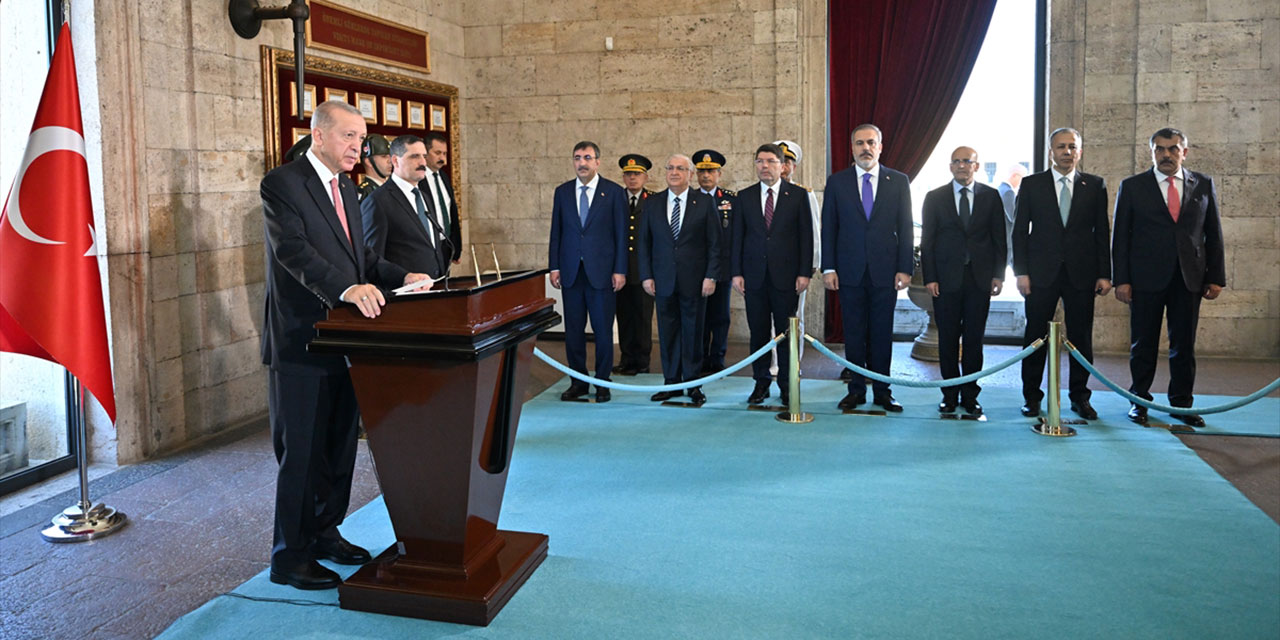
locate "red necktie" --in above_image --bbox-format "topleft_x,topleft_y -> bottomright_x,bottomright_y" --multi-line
764,187 -> 774,230
330,176 -> 352,245
1166,176 -> 1180,223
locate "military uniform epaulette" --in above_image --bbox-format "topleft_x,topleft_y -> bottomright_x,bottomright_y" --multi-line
642,188 -> 657,197
718,188 -> 736,197
791,182 -> 812,192
356,176 -> 379,201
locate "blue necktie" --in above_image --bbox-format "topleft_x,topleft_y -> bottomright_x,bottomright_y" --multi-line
670,195 -> 681,241
579,185 -> 589,225
861,173 -> 874,220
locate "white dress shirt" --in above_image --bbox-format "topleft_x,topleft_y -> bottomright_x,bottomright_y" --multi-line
1051,167 -> 1077,199
758,179 -> 781,217
855,164 -> 879,202
667,188 -> 688,233
304,149 -> 359,300
390,173 -> 435,247
1156,167 -> 1184,207
423,169 -> 452,234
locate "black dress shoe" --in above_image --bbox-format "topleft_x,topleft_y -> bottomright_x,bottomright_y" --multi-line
560,384 -> 589,401
961,399 -> 983,416
874,395 -> 904,412
747,381 -> 771,405
650,390 -> 682,402
837,393 -> 865,410
1020,402 -> 1040,417
1127,405 -> 1149,425
595,387 -> 611,403
1171,412 -> 1205,428
839,368 -> 854,382
270,559 -> 341,590
688,387 -> 707,405
313,536 -> 372,565
938,399 -> 958,413
1070,399 -> 1098,421
634,367 -> 650,374
779,390 -> 790,407
611,364 -> 630,375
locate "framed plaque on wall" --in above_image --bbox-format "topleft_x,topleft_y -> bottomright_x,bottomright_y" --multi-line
260,45 -> 459,197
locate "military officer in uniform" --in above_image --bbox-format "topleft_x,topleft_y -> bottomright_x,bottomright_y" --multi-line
693,149 -> 736,373
355,134 -> 392,201
614,154 -> 656,375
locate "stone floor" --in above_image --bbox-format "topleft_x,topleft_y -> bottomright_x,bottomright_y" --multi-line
0,339 -> 1276,639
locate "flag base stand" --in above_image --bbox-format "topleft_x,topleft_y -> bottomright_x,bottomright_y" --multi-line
41,502 -> 128,543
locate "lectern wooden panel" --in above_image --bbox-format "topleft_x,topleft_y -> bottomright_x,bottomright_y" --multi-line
309,270 -> 558,626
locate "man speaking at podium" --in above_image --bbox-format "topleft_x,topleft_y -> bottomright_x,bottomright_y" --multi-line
260,100 -> 430,590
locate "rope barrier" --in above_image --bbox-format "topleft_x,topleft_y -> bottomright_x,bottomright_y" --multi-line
803,335 -> 1045,388
1065,345 -> 1280,416
533,334 -> 785,393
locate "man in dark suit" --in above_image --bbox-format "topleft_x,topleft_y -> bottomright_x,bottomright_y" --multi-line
821,124 -> 914,412
693,149 -> 736,374
998,163 -> 1027,269
638,154 -> 719,406
920,146 -> 1007,415
1112,127 -> 1225,427
419,131 -> 462,267
1012,127 -> 1112,420
614,153 -> 656,376
548,141 -> 628,403
260,100 -> 430,590
732,143 -> 813,405
361,135 -> 446,278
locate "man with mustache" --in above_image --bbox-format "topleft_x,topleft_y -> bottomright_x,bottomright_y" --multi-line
260,100 -> 430,590
821,124 -> 914,412
549,141 -> 629,403
418,131 -> 462,267
1112,127 -> 1224,427
361,134 -> 448,278
1012,127 -> 1111,421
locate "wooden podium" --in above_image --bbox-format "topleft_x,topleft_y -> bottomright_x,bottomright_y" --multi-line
309,270 -> 559,626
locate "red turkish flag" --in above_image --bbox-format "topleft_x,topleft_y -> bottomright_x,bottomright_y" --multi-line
0,25 -> 116,423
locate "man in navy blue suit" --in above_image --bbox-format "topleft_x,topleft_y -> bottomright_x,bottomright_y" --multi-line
638,154 -> 719,406
821,124 -> 914,412
548,141 -> 628,403
1112,127 -> 1225,427
261,100 -> 430,590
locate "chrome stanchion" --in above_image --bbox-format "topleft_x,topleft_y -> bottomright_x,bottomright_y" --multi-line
41,380 -> 128,542
776,317 -> 814,424
1032,321 -> 1077,437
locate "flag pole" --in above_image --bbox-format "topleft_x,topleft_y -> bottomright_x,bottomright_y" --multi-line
41,378 -> 128,542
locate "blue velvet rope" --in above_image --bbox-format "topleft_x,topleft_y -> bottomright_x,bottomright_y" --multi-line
803,335 -> 1045,388
1065,346 -> 1280,416
533,334 -> 785,392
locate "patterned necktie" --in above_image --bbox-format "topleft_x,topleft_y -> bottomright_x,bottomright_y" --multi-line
433,172 -> 450,237
861,173 -> 873,220
412,187 -> 436,248
958,187 -> 971,228
330,176 -> 351,246
670,194 -> 681,241
1166,176 -> 1180,222
1058,176 -> 1071,225
579,185 -> 589,225
764,187 -> 775,230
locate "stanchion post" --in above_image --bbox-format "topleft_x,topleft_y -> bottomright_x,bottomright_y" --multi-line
1032,321 -> 1076,437
776,317 -> 814,424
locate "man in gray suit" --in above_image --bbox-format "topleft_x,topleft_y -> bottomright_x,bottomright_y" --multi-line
997,163 -> 1027,268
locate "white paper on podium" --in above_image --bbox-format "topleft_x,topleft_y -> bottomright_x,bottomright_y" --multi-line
393,276 -> 440,296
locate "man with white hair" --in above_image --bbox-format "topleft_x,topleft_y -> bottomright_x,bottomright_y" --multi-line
638,154 -> 720,406
998,163 -> 1028,268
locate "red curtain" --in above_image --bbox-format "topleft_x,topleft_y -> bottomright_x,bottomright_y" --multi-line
824,0 -> 998,342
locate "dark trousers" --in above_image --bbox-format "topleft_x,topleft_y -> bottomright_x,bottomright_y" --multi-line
562,263 -> 616,385
654,291 -> 706,383
933,264 -> 992,402
616,282 -> 653,370
702,281 -> 732,369
1021,266 -> 1095,404
1129,266 -> 1202,407
269,369 -> 360,566
839,269 -> 897,396
744,281 -> 799,385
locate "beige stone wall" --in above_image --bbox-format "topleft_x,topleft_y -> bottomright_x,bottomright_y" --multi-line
1050,0 -> 1279,356
94,1 -> 466,463
458,0 -> 830,340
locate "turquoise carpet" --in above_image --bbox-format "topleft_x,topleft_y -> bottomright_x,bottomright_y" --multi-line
159,377 -> 1280,639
